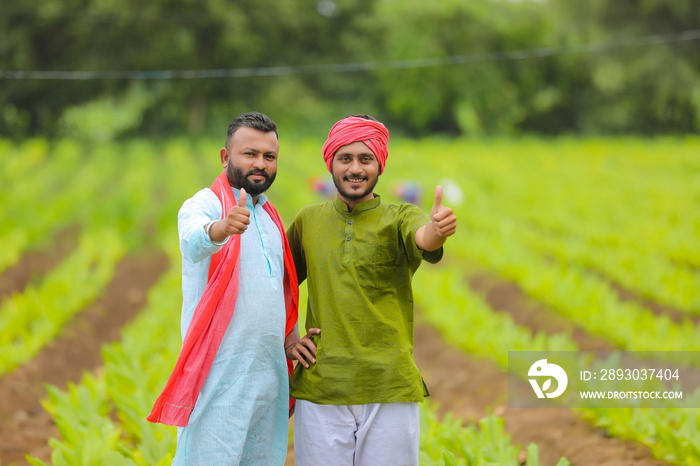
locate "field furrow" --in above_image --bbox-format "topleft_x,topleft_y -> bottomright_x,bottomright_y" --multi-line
0,252 -> 169,465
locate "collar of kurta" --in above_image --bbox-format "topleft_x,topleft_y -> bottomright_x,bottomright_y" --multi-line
147,171 -> 298,427
334,194 -> 382,214
230,186 -> 268,207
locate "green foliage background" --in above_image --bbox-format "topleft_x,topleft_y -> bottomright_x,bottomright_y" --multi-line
1,0 -> 699,139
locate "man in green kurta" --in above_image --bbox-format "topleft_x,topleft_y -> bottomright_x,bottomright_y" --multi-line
283,115 -> 457,465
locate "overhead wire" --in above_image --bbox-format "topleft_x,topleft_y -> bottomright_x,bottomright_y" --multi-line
1,29 -> 699,80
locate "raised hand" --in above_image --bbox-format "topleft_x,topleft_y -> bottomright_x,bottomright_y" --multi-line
208,188 -> 251,242
429,185 -> 457,238
223,188 -> 250,236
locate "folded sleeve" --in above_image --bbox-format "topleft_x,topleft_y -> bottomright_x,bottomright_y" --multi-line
398,204 -> 443,264
178,188 -> 230,264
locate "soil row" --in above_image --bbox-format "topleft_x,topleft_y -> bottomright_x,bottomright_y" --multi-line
413,268 -> 673,465
0,246 -> 168,465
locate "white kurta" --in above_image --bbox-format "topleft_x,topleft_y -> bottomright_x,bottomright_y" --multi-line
173,187 -> 288,465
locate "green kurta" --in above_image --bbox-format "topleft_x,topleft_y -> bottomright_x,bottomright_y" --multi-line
287,195 -> 442,405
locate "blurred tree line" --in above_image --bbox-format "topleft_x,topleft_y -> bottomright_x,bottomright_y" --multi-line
1,0 -> 698,140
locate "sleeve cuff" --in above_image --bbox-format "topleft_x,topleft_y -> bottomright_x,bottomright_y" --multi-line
421,246 -> 443,264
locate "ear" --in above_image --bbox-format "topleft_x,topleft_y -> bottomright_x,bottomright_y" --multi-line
220,147 -> 230,168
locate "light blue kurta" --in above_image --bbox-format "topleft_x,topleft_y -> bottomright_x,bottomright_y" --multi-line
173,187 -> 288,465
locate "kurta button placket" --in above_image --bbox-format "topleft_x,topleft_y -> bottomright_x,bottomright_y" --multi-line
342,212 -> 355,265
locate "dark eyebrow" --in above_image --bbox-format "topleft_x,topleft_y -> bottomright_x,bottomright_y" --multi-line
243,147 -> 278,155
337,151 -> 376,158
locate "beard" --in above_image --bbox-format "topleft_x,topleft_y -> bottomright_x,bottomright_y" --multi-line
332,170 -> 379,201
226,161 -> 276,195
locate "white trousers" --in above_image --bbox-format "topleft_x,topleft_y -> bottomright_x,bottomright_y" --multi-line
294,400 -> 419,466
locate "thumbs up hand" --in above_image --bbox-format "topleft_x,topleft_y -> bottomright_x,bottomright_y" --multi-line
414,185 -> 457,252
429,185 -> 457,238
223,188 -> 251,236
208,188 -> 251,242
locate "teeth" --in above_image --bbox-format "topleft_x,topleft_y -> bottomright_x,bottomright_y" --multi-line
348,178 -> 364,182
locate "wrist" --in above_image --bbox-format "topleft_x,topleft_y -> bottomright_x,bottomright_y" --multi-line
205,221 -> 215,240
207,220 -> 225,243
285,341 -> 298,359
419,222 -> 445,251
429,220 -> 442,236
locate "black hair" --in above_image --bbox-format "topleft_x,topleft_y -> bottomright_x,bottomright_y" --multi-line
349,114 -> 378,121
226,111 -> 278,148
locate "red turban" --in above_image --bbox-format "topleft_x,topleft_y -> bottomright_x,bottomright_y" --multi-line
322,116 -> 390,174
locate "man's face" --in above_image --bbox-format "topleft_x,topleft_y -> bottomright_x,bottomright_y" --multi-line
331,141 -> 380,204
221,126 -> 279,196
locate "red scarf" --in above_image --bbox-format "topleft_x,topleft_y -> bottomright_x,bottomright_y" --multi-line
147,172 -> 298,427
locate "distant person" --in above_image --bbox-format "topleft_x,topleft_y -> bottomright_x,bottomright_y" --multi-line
392,180 -> 422,205
284,115 -> 457,465
147,111 -> 298,465
308,174 -> 337,200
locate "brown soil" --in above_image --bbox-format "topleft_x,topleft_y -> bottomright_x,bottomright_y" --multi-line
414,323 -> 669,466
605,277 -> 699,326
0,250 -> 169,465
468,271 -> 613,351
458,269 -> 672,464
0,226 -> 79,301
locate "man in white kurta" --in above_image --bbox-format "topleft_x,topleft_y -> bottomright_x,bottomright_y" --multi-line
173,187 -> 288,465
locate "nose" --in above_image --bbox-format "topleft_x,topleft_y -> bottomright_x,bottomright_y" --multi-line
348,157 -> 363,173
253,154 -> 267,170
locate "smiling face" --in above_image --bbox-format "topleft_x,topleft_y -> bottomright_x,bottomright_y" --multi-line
331,140 -> 380,209
220,126 -> 279,198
